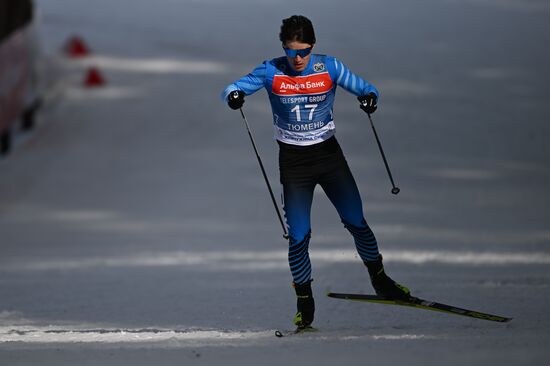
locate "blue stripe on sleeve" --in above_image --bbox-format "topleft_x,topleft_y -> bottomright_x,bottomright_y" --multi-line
333,58 -> 379,98
221,62 -> 267,101
337,61 -> 345,84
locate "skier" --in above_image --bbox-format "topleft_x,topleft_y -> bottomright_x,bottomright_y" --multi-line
222,15 -> 411,330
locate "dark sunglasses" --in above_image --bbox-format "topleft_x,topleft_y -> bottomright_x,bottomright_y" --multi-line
283,46 -> 313,58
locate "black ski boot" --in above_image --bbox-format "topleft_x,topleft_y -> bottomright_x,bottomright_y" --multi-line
366,255 -> 411,300
293,280 -> 315,329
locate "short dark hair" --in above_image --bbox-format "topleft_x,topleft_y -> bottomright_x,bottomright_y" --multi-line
279,15 -> 316,45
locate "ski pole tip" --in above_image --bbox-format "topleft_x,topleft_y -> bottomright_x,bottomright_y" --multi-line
391,187 -> 400,195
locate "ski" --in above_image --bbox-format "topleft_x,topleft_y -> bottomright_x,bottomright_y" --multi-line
327,292 -> 512,323
275,326 -> 317,338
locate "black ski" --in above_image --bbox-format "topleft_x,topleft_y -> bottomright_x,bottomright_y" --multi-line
327,292 -> 512,323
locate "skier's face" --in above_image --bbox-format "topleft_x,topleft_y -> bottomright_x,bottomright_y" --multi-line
283,40 -> 313,72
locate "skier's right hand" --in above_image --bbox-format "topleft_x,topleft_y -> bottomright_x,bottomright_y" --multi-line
227,90 -> 245,110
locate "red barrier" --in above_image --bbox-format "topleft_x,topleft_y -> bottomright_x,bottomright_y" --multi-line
84,67 -> 105,87
64,36 -> 90,58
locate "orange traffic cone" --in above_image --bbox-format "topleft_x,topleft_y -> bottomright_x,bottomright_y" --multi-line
83,67 -> 105,87
65,36 -> 90,58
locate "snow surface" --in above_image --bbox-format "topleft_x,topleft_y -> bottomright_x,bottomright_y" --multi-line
1,0 -> 550,365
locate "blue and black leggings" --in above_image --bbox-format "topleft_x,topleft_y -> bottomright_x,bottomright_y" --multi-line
279,136 -> 380,285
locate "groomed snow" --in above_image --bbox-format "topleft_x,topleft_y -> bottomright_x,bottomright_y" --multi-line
1,0 -> 549,365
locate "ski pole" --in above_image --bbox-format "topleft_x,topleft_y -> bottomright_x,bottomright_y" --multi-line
238,107 -> 289,239
367,113 -> 400,195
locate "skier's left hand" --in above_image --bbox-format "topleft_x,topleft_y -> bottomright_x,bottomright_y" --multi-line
358,93 -> 378,115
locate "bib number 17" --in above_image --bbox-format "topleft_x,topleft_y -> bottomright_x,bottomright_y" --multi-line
290,104 -> 318,122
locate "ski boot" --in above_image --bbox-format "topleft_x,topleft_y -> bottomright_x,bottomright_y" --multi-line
293,280 -> 315,330
366,255 -> 411,300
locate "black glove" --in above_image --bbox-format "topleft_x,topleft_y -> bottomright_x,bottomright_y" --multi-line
227,90 -> 245,110
358,93 -> 378,115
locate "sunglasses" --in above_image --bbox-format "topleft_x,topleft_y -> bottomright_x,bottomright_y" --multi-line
283,46 -> 313,58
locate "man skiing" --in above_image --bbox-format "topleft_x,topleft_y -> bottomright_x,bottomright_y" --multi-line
222,15 -> 410,330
